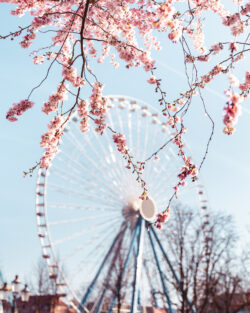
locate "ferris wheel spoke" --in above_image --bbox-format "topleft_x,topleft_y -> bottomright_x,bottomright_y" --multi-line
48,202 -> 121,213
53,216 -> 121,246
115,104 -> 126,136
61,135 -> 122,200
82,231 -> 120,269
90,130 -> 124,193
72,122 -> 123,190
150,156 -> 180,197
143,120 -> 167,184
47,182 -> 122,207
136,105 -> 142,159
48,212 -> 121,226
177,184 -> 198,196
106,107 -> 133,189
142,116 -> 151,162
64,129 -> 123,196
49,163 -> 107,193
47,173 -> 122,206
103,129 -> 129,187
55,154 -> 123,203
156,185 -> 198,207
62,225 -> 118,263
128,112 -> 133,154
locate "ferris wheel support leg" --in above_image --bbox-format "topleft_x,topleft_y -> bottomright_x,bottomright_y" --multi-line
95,229 -> 126,313
108,218 -> 142,313
79,222 -> 126,312
148,230 -> 175,313
151,228 -> 196,313
143,260 -> 159,308
130,218 -> 144,313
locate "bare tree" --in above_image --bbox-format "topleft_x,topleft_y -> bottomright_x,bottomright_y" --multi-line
160,206 -> 249,313
27,257 -> 59,313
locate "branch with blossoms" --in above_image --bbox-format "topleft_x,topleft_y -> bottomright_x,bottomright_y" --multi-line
2,0 -> 250,230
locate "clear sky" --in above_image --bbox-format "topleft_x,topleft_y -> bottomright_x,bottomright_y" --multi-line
0,1 -> 249,289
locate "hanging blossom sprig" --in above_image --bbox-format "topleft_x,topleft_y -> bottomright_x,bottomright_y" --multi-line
40,115 -> 65,169
223,71 -> 250,134
6,100 -> 34,122
112,133 -> 148,200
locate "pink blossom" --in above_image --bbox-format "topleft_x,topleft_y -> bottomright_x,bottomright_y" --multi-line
223,90 -> 242,135
33,55 -> 45,64
62,65 -> 85,87
40,116 -> 65,169
229,74 -> 239,87
89,82 -> 108,134
6,99 -> 34,122
157,213 -> 169,223
239,71 -> 250,92
197,55 -> 210,62
42,83 -> 68,115
113,133 -> 128,154
147,76 -> 157,84
78,100 -> 89,133
168,29 -> 181,43
211,43 -> 223,55
156,223 -> 162,229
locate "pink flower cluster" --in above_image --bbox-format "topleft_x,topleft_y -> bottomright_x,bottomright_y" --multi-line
240,3 -> 250,15
40,116 -> 65,169
90,82 -> 108,134
33,55 -> 45,64
20,29 -> 36,49
210,43 -> 224,55
62,65 -> 85,88
229,74 -> 239,87
223,91 -> 242,135
178,157 -> 198,182
168,29 -> 182,43
239,71 -> 250,92
112,133 -> 127,154
223,9 -> 248,36
155,212 -> 169,229
6,99 -> 34,122
42,83 -> 68,115
78,100 -> 89,133
31,15 -> 52,29
201,64 -> 224,85
147,76 -> 157,84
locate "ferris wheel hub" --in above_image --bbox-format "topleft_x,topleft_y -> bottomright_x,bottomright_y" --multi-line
140,198 -> 156,221
122,195 -> 156,224
122,195 -> 141,226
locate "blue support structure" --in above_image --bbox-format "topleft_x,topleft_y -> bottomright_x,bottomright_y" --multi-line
138,290 -> 142,313
148,230 -> 175,313
144,260 -> 159,308
108,218 -> 142,313
130,218 -> 144,313
95,228 -> 126,313
152,228 -> 195,313
79,222 -> 125,312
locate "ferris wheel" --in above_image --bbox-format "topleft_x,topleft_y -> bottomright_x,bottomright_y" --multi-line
35,95 -> 210,313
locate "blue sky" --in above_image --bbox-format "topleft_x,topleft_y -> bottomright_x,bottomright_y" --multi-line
0,2 -> 249,287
